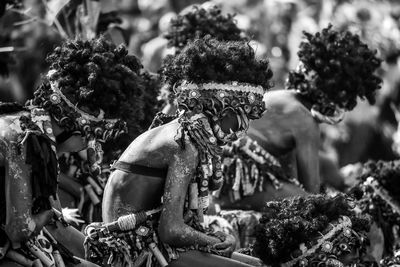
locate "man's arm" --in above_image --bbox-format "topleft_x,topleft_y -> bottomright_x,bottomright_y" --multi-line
58,172 -> 82,198
295,125 -> 321,193
158,142 -> 221,248
4,140 -> 36,248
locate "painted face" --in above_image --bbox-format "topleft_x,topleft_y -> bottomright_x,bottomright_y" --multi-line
219,108 -> 239,134
56,130 -> 87,153
212,107 -> 249,143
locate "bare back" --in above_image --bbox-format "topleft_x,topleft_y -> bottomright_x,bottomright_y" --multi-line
248,90 -> 321,192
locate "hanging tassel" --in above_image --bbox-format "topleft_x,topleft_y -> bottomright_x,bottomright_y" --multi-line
148,243 -> 168,267
242,163 -> 252,196
232,158 -> 243,200
251,163 -> 259,194
189,182 -> 199,210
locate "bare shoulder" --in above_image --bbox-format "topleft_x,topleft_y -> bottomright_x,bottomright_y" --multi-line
0,112 -> 27,149
264,90 -> 318,133
160,121 -> 199,157
263,90 -> 307,113
0,112 -> 29,166
152,121 -> 199,171
263,90 -> 297,106
120,119 -> 199,164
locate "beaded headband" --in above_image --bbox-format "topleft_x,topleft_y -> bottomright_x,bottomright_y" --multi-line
175,80 -> 267,121
31,70 -> 127,142
363,176 -> 400,216
282,216 -> 353,267
49,81 -> 114,123
176,80 -> 265,97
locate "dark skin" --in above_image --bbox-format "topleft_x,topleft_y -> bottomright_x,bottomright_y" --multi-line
215,90 -> 313,211
0,111 -> 95,265
103,116 -> 252,266
248,90 -> 320,193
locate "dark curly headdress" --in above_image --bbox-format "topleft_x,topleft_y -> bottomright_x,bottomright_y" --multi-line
352,160 -> 400,255
139,70 -> 162,131
30,36 -> 145,142
287,24 -> 382,116
162,36 -> 273,118
164,5 -> 245,51
253,194 -> 371,267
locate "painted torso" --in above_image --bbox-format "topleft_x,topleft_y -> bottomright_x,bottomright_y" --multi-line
102,119 -> 187,222
247,89 -> 320,192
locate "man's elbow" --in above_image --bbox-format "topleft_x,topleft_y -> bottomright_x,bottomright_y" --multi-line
5,217 -> 35,248
158,224 -> 182,245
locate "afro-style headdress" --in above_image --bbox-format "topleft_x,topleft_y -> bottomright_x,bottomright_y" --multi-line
162,37 -> 273,126
253,194 -> 371,267
30,36 -> 145,142
164,4 -> 245,51
287,24 -> 382,116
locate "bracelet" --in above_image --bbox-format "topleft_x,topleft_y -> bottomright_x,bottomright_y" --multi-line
52,209 -> 69,227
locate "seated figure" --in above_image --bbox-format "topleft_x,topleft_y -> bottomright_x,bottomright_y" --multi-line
0,36 -> 145,266
351,160 -> 400,261
85,37 -> 273,267
217,24 -> 382,212
251,194 -> 374,266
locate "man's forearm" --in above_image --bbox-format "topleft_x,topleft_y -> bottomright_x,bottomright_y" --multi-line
161,223 -> 221,249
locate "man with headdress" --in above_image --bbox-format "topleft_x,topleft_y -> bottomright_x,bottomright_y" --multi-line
351,160 -> 400,261
217,25 -> 382,212
157,3 -> 246,116
84,37 -> 273,266
0,36 -> 145,266
250,194 -> 374,266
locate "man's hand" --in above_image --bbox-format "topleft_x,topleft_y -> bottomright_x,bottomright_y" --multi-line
212,232 -> 237,257
62,208 -> 85,226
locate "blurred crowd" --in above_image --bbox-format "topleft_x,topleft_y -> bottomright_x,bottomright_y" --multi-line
2,0 -> 399,99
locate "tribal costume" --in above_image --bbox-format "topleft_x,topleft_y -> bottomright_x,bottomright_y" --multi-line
381,250 -> 400,267
204,210 -> 262,249
84,37 -> 273,266
58,151 -> 105,223
219,136 -> 302,202
0,104 -> 62,263
252,194 -> 373,267
352,160 -> 400,256
84,77 -> 269,267
0,36 -> 144,266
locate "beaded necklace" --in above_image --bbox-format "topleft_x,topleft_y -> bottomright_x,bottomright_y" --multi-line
176,112 -> 223,222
